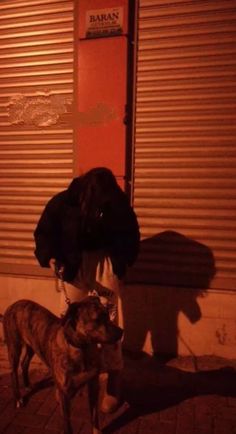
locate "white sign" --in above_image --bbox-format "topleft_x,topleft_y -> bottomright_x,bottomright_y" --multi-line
86,7 -> 124,38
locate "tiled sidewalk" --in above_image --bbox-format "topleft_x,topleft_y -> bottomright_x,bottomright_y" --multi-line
1,342 -> 236,434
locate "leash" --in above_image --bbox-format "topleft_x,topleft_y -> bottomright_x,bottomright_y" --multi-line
56,268 -> 71,307
55,268 -> 117,321
178,333 -> 199,372
56,271 -> 101,309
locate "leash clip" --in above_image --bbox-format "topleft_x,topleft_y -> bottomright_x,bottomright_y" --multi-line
88,289 -> 117,321
88,289 -> 100,298
55,267 -> 71,306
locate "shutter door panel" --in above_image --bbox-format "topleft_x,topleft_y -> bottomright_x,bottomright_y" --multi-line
0,0 -> 74,276
132,0 -> 236,290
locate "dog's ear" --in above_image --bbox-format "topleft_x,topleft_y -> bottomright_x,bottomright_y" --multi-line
61,302 -> 80,327
61,303 -> 88,348
63,320 -> 88,348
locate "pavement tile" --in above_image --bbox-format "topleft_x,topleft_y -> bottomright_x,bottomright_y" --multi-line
214,418 -> 233,434
176,400 -> 195,434
139,417 -> 176,434
1,343 -> 236,434
159,406 -> 178,422
177,398 -> 195,415
227,397 -> 236,407
194,415 -> 214,434
196,395 -> 228,409
36,389 -> 58,416
18,397 -> 46,415
111,418 -> 141,434
0,392 -> 12,411
1,423 -> 28,434
45,406 -> 63,431
0,401 -> 18,433
13,411 -> 50,428
216,407 -> 236,421
45,406 -> 87,434
24,428 -> 61,434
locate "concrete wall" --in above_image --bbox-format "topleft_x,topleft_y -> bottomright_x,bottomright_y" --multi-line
0,276 -> 61,344
121,284 -> 236,360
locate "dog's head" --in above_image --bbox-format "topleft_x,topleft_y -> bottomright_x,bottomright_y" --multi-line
62,296 -> 123,348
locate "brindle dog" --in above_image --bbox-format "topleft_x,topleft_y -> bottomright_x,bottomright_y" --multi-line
3,297 -> 123,434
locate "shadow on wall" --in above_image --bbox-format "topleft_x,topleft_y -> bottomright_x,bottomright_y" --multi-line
122,230 -> 216,360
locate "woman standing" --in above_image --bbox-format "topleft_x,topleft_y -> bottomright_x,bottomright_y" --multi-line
34,167 -> 140,413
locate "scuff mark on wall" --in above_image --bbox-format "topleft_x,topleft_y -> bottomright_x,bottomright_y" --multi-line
215,324 -> 227,345
7,92 -> 72,127
77,102 -> 117,125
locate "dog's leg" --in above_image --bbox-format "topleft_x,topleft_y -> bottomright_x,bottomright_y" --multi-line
72,368 -> 98,389
3,318 -> 24,407
56,387 -> 73,434
8,343 -> 24,407
21,345 -> 34,389
88,376 -> 102,434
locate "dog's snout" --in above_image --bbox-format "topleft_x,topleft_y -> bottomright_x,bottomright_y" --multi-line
116,326 -> 123,341
108,325 -> 123,343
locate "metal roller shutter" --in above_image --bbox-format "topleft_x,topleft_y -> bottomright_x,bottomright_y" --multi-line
0,0 -> 74,276
132,0 -> 236,290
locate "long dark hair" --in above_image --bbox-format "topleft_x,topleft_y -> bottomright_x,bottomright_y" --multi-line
67,167 -> 125,228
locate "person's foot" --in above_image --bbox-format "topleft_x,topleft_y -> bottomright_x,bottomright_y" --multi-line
100,394 -> 120,414
100,369 -> 122,413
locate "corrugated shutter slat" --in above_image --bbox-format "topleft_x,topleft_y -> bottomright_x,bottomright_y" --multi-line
0,0 -> 74,275
132,0 -> 236,290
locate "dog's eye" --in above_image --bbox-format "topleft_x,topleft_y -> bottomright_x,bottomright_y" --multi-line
95,312 -> 109,325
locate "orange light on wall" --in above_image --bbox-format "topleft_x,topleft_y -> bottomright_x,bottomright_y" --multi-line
75,0 -> 130,188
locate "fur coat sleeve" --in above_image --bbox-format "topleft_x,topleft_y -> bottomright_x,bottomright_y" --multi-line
34,186 -> 140,282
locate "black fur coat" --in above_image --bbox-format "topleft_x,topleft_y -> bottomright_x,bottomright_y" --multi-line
34,169 -> 140,282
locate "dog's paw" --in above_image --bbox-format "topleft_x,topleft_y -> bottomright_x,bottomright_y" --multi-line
25,386 -> 32,393
92,428 -> 102,434
16,397 -> 24,408
88,366 -> 99,377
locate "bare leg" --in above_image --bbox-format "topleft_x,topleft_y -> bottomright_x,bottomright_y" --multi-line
88,377 -> 102,434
